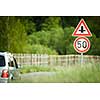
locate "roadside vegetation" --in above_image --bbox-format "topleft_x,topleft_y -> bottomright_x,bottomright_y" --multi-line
13,62 -> 100,83
0,17 -> 100,55
55,62 -> 100,82
20,66 -> 59,74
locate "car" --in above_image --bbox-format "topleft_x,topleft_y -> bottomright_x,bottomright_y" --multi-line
0,52 -> 21,83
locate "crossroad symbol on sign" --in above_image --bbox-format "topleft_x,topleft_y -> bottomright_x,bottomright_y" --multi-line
72,19 -> 92,37
79,26 -> 86,33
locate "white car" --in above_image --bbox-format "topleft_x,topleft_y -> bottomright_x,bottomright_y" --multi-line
0,52 -> 20,83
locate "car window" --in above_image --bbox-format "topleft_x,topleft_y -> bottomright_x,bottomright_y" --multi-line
0,55 -> 5,67
8,58 -> 15,67
8,61 -> 14,67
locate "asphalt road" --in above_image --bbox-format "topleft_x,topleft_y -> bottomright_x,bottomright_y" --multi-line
10,72 -> 57,83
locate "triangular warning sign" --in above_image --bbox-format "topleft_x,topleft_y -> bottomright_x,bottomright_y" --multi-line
72,19 -> 92,37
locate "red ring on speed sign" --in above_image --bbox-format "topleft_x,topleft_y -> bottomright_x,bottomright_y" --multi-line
73,37 -> 90,53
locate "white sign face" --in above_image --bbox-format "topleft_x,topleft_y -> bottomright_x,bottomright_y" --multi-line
73,37 -> 90,53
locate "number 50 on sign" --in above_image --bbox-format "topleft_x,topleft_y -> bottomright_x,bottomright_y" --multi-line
73,37 -> 90,53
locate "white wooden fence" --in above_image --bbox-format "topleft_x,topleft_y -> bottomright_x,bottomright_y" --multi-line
13,54 -> 100,67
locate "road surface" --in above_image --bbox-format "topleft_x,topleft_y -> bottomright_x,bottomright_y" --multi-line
21,72 -> 56,79
10,72 -> 56,82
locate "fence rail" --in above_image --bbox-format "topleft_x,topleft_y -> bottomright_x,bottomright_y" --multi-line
13,54 -> 100,67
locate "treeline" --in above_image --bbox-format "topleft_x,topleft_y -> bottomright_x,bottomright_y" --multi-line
0,16 -> 100,55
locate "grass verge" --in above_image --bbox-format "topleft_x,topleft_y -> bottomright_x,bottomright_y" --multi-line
20,66 -> 58,74
13,62 -> 100,83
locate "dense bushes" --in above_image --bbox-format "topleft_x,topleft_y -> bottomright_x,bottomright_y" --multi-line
24,44 -> 58,54
0,16 -> 100,55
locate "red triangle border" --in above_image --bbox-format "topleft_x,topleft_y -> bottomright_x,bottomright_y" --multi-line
72,19 -> 92,37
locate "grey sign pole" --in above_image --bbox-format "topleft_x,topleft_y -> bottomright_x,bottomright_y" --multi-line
81,53 -> 83,66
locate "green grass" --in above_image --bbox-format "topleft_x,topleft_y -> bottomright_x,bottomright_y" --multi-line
20,66 -> 58,74
55,62 -> 100,83
12,62 -> 100,83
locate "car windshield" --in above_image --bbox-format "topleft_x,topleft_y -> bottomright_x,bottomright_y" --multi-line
0,55 -> 5,67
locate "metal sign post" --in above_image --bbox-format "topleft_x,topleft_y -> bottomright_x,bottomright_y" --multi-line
72,18 -> 92,66
73,37 -> 90,66
81,53 -> 83,66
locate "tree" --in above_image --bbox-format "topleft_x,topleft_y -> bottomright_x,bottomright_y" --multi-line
17,16 -> 36,35
30,44 -> 58,54
32,16 -> 47,31
28,30 -> 51,46
61,16 -> 79,28
64,27 -> 76,54
0,16 -> 100,55
0,17 -> 27,53
83,17 -> 100,38
8,18 -> 27,53
41,17 -> 61,31
0,17 -> 12,51
48,28 -> 64,54
88,33 -> 100,55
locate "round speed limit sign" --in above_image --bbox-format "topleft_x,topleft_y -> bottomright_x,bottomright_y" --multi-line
73,37 -> 90,53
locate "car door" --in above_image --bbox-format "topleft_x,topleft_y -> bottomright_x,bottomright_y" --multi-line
13,57 -> 21,79
8,56 -> 21,80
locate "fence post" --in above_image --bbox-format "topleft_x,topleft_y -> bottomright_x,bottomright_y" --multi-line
12,54 -> 100,67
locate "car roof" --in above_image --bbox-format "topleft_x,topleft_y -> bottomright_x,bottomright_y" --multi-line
0,52 -> 13,57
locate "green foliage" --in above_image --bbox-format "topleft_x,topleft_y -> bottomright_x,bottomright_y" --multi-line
28,28 -> 64,54
57,62 -> 100,82
23,44 -> 33,53
0,16 -> 100,55
8,18 -> 27,53
88,33 -> 100,55
91,38 -> 100,55
0,17 -> 8,51
16,16 -> 36,35
23,20 -> 36,35
24,43 -> 58,54
61,16 -> 79,28
20,66 -> 58,74
64,27 -> 76,54
85,17 -> 100,37
31,44 -> 58,55
0,17 -> 27,53
28,31 -> 51,46
48,28 -> 65,54
41,17 -> 61,31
